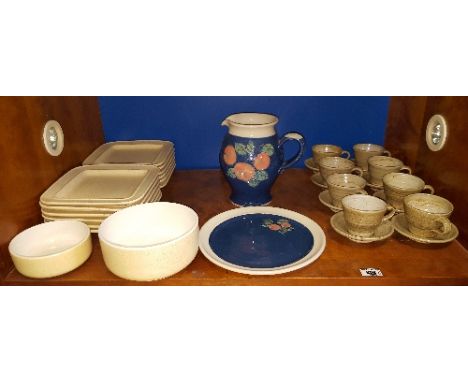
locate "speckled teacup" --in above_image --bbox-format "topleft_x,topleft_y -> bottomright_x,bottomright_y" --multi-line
327,173 -> 367,208
368,156 -> 412,186
353,143 -> 391,171
312,144 -> 350,164
342,194 -> 395,237
403,193 -> 453,238
383,173 -> 434,211
318,157 -> 363,182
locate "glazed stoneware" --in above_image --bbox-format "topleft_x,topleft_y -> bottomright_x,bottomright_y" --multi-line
318,156 -> 363,182
8,220 -> 92,279
310,173 -> 328,188
318,190 -> 342,213
199,206 -> 326,275
220,113 -> 305,206
392,214 -> 459,244
368,156 -> 412,186
326,173 -> 367,208
304,157 -> 319,173
403,193 -> 454,239
312,144 -> 350,163
341,194 -> 395,238
353,143 -> 391,171
331,211 -> 394,243
383,173 -> 435,211
98,202 -> 199,281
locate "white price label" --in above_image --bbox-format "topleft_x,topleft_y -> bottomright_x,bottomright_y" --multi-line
360,268 -> 383,277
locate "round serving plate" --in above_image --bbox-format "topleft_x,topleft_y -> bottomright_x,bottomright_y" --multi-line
199,206 -> 326,275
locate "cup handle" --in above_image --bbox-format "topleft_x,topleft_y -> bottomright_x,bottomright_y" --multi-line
400,166 -> 412,174
278,132 -> 306,173
382,205 -> 396,221
340,150 -> 351,159
351,167 -> 364,177
382,150 -> 392,157
434,217 -> 452,236
422,185 -> 435,194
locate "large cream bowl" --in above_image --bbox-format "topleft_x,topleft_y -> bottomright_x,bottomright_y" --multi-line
8,220 -> 92,279
98,202 -> 199,281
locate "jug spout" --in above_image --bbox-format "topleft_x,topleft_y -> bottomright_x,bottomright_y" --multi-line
221,113 -> 278,138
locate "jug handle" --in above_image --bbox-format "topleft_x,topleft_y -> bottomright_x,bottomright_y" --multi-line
278,132 -> 306,173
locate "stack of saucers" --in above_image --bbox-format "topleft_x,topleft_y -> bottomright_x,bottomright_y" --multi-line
40,164 -> 162,233
83,140 -> 176,187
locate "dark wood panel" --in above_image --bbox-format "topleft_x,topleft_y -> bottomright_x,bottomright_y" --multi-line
416,97 -> 468,249
385,97 -> 427,169
0,97 -> 104,281
385,96 -> 468,249
5,169 -> 468,285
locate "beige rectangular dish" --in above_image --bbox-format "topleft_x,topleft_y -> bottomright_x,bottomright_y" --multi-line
82,140 -> 174,166
41,188 -> 162,218
40,181 -> 162,213
43,216 -> 106,225
160,161 -> 176,187
40,165 -> 160,206
159,157 -> 175,175
45,183 -> 163,233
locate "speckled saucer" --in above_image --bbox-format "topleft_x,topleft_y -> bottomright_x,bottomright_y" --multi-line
318,190 -> 342,213
310,173 -> 328,188
304,157 -> 319,172
392,213 -> 459,244
330,211 -> 394,243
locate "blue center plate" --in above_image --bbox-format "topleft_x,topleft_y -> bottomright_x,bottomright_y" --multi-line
209,214 -> 313,268
199,207 -> 326,275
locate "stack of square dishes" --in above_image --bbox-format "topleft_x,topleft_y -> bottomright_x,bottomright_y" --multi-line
40,164 -> 161,233
82,140 -> 176,187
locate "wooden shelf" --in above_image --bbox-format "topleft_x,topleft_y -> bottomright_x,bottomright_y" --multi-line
4,169 -> 468,285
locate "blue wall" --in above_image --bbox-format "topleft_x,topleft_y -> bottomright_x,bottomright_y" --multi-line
99,97 -> 390,169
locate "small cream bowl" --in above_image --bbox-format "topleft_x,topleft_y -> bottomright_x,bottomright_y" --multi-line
98,202 -> 199,281
8,220 -> 92,279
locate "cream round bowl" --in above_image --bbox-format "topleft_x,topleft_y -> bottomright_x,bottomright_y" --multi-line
98,202 -> 199,281
8,220 -> 92,279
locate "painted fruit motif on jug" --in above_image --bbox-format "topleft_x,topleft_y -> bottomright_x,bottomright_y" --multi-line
223,141 -> 275,188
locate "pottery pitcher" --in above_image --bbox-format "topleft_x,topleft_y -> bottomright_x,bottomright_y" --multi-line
220,113 -> 305,206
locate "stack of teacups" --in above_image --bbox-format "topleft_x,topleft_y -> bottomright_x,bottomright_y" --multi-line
40,164 -> 162,232
330,194 -> 395,243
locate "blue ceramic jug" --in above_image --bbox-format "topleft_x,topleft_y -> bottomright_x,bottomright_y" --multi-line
220,113 -> 305,206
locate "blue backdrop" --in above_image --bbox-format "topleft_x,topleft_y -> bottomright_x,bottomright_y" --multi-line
99,97 -> 390,169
